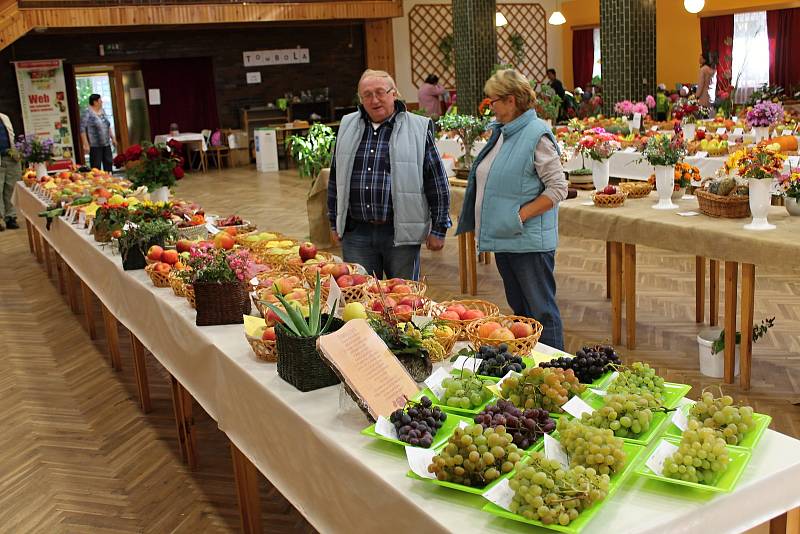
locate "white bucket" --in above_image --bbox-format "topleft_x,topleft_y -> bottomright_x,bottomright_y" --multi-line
697,327 -> 740,378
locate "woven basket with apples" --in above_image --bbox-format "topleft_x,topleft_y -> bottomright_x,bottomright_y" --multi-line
430,299 -> 500,339
282,250 -> 335,277
465,315 -> 544,356
301,261 -> 362,287
364,278 -> 427,300
591,185 -> 627,208
185,284 -> 196,308
363,293 -> 431,321
253,275 -> 309,325
618,181 -> 653,198
145,262 -> 172,288
168,269 -> 188,297
246,326 -> 278,363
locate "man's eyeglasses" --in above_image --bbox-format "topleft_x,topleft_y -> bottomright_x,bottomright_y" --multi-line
360,88 -> 395,101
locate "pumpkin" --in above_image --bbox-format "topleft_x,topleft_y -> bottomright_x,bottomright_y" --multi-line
763,135 -> 798,153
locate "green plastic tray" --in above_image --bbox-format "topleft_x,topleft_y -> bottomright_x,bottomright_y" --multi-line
663,406 -> 772,450
480,441 -> 645,533
636,436 -> 752,493
450,356 -> 536,383
600,377 -> 691,410
361,413 -> 472,449
417,388 -> 496,417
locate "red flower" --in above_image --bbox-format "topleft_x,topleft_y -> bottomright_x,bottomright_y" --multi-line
147,146 -> 159,159
173,166 -> 185,180
167,139 -> 183,152
112,154 -> 126,167
125,144 -> 142,159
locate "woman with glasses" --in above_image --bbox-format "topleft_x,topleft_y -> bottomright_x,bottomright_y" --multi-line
456,69 -> 567,349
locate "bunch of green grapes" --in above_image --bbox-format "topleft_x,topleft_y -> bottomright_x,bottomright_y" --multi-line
500,366 -> 585,414
580,393 -> 654,438
509,452 -> 610,527
664,420 -> 730,484
606,362 -> 665,408
441,369 -> 493,409
556,418 -> 627,475
688,392 -> 755,446
427,423 -> 523,487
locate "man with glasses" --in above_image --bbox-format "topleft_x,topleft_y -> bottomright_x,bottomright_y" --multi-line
328,69 -> 450,280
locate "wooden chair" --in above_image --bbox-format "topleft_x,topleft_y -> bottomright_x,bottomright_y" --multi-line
186,139 -> 207,172
205,129 -> 231,171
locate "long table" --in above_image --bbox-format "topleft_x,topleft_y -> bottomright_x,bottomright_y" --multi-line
15,182 -> 800,533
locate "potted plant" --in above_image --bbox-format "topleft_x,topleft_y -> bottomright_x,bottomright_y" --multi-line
93,204 -> 131,242
696,317 -> 774,378
437,109 -> 490,174
113,140 -> 184,202
671,97 -> 702,141
745,101 -> 783,143
639,129 -> 686,210
286,123 -> 336,179
533,83 -> 561,127
727,144 -> 786,230
118,219 -> 177,271
13,135 -> 55,178
262,274 -> 345,391
778,170 -> 800,215
187,246 -> 260,326
577,127 -> 621,192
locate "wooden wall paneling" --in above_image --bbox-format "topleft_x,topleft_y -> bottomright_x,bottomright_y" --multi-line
365,18 -> 394,77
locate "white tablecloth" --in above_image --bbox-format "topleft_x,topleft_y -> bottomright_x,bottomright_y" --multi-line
15,182 -> 800,533
562,152 -> 729,181
154,132 -> 207,151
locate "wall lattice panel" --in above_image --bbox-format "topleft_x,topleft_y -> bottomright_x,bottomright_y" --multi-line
409,3 -> 548,90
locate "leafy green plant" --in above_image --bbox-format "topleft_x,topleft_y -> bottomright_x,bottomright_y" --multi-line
437,110 -> 490,168
639,134 -> 686,167
509,33 -> 526,65
262,274 -> 337,338
534,83 -> 562,122
114,140 -> 184,191
286,123 -> 336,178
117,219 -> 177,260
438,34 -> 454,68
712,317 -> 775,355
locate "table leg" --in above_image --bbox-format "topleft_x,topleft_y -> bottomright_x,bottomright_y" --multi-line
723,261 -> 738,384
740,263 -> 756,391
55,255 -> 66,294
129,332 -> 152,413
609,242 -> 623,345
466,231 -> 477,296
100,303 -> 123,371
231,441 -> 262,534
32,228 -> 43,263
484,252 -> 492,265
458,233 -> 467,294
80,280 -> 97,340
41,238 -> 53,278
695,256 -> 705,324
710,259 -> 720,326
25,218 -> 34,253
170,376 -> 198,469
605,242 -> 611,299
770,507 -> 800,534
623,244 -> 636,349
64,265 -> 80,314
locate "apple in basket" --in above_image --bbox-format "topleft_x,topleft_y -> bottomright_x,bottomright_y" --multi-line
351,274 -> 369,285
162,249 -> 179,265
154,262 -> 172,274
439,310 -> 461,321
299,242 -> 318,262
214,232 -> 235,250
399,295 -> 424,309
319,263 -> 336,277
336,275 -> 354,288
369,297 -> 397,312
392,284 -> 413,295
462,309 -> 485,320
477,321 -> 502,338
147,245 -> 164,261
510,321 -> 534,339
489,327 -> 515,341
176,239 -> 194,253
261,327 -> 276,341
394,304 -> 413,318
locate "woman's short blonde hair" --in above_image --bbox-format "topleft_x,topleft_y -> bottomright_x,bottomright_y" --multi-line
484,69 -> 536,115
358,69 -> 403,100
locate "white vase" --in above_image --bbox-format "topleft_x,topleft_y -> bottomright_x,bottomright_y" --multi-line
653,165 -> 678,209
786,197 -> 800,216
35,162 -> 48,179
591,159 -> 610,191
683,123 -> 696,141
744,178 -> 775,230
149,186 -> 170,203
697,328 -> 740,379
754,126 -> 770,143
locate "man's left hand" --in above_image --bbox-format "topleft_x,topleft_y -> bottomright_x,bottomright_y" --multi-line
426,234 -> 445,251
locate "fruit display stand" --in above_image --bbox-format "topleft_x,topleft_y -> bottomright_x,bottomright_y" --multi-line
14,182 -> 800,534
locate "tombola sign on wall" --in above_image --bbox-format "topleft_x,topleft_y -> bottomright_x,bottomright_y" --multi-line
243,48 -> 310,67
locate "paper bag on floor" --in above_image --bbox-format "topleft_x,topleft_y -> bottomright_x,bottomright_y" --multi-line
307,168 -> 332,248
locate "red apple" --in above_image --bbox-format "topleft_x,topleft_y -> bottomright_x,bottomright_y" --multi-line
446,304 -> 467,317
332,264 -> 350,278
439,310 -> 462,321
510,322 -> 534,339
477,321 -> 502,338
265,308 -> 283,324
154,262 -> 172,274
461,309 -> 485,320
394,304 -> 413,317
176,239 -> 193,253
387,278 -> 405,287
336,275 -> 354,288
214,232 -> 235,250
369,297 -> 397,312
320,263 -> 337,277
601,185 -> 616,195
299,242 -> 318,262
261,327 -> 276,341
367,284 -> 381,294
161,249 -> 179,265
147,245 -> 163,261
351,274 -> 368,285
399,295 -> 424,308
392,284 -> 413,295
489,327 -> 515,341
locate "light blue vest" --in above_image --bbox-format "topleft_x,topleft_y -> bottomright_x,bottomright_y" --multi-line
333,108 -> 432,246
456,109 -> 560,253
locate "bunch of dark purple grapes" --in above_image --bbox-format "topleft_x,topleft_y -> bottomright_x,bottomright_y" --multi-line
389,396 -> 447,448
539,345 -> 621,384
476,344 -> 526,378
474,399 -> 555,449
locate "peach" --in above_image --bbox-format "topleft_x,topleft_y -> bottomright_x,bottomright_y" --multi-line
392,284 -> 413,294
351,274 -> 369,285
510,322 -> 534,339
477,321 -> 502,338
489,327 -> 515,341
394,304 -> 413,315
461,309 -> 485,320
446,304 -> 467,317
336,275 -> 354,288
261,327 -> 276,341
439,310 -> 462,321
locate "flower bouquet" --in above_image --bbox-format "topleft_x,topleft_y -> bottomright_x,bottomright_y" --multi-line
778,171 -> 800,215
613,100 -> 649,118
640,131 -> 687,209
725,145 -> 785,229
113,140 -> 184,198
577,128 -> 621,162
12,135 -> 55,178
437,110 -> 490,171
745,101 -> 783,142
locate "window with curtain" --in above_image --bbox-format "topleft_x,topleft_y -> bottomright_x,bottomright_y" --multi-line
731,11 -> 769,103
592,27 -> 602,80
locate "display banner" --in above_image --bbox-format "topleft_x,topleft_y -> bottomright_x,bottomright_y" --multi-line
14,59 -> 75,170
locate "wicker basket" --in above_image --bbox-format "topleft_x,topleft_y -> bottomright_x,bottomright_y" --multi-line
276,316 -> 345,392
429,299 -> 501,339
618,182 -> 653,199
282,251 -> 335,277
246,333 -> 278,363
465,315 -> 544,356
145,263 -> 172,288
217,221 -> 256,234
696,190 -> 751,218
194,281 -> 251,326
185,285 -> 196,308
168,271 -> 187,297
300,262 -> 362,286
363,296 -> 431,321
176,224 -> 208,240
591,191 -> 628,208
93,226 -> 112,243
364,279 -> 428,299
430,328 -> 458,361
255,249 -> 297,268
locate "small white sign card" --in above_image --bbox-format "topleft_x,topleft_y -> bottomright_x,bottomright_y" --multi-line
544,434 -> 570,469
483,478 -> 515,511
326,275 -> 343,318
623,147 -> 637,153
694,151 -> 709,159
716,127 -> 727,135
205,222 -> 220,235
374,415 -> 399,440
733,127 -> 744,136
646,440 -> 679,476
788,155 -> 800,168
411,315 -> 434,329
632,113 -> 642,130
424,367 -> 451,401
405,446 -> 436,479
451,354 -> 483,372
561,395 -> 595,419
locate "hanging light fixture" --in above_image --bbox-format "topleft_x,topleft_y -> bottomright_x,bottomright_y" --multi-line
684,0 -> 705,14
496,12 -> 508,27
548,1 -> 566,26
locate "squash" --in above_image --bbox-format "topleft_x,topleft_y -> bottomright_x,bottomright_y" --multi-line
762,135 -> 798,153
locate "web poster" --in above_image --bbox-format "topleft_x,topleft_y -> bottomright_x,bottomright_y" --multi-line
14,59 -> 75,171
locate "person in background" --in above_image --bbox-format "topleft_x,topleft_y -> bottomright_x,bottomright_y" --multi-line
546,68 -> 566,101
457,69 -> 568,349
417,74 -> 447,119
80,94 -> 116,171
696,52 -> 717,108
0,112 -> 21,231
328,69 -> 451,281
169,123 -> 180,137
656,84 -> 669,121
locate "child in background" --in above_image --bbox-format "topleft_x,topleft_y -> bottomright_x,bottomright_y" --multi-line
656,84 -> 669,122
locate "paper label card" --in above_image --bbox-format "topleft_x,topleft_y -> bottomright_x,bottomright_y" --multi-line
375,415 -> 399,440
672,405 -> 689,431
249,276 -> 260,287
406,446 -> 436,479
544,434 -> 570,469
651,125 -> 659,132
632,113 -> 642,129
788,155 -> 800,168
424,367 -> 451,401
483,478 -> 515,511
781,129 -> 793,136
78,211 -> 86,227
562,395 -> 595,419
733,127 -> 744,136
326,275 -> 343,318
623,147 -> 637,153
589,388 -> 607,396
205,222 -> 220,235
452,355 -> 483,372
694,151 -> 708,159
646,440 -> 679,476
716,127 -> 727,135
411,315 -> 434,329
87,218 -> 94,233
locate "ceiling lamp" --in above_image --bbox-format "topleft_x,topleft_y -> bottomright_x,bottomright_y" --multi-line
684,0 -> 705,14
548,10 -> 567,25
496,12 -> 508,27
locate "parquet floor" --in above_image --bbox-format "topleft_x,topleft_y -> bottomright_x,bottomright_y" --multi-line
0,165 -> 797,533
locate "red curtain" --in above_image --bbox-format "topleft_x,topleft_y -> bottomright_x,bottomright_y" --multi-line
700,14 -> 734,96
768,8 -> 800,89
141,57 -> 220,136
572,28 -> 595,91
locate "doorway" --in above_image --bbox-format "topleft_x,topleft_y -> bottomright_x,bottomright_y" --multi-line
75,72 -> 118,167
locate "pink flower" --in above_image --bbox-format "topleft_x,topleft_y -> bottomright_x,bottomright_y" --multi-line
646,95 -> 656,109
